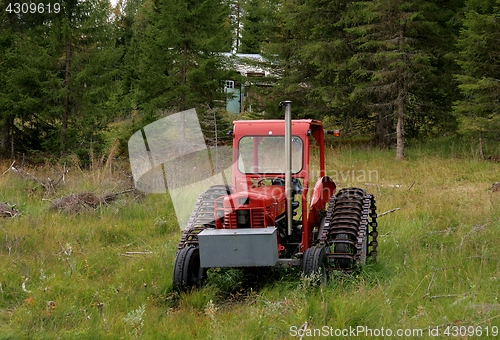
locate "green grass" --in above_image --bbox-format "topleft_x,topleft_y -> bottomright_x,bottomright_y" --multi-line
1,139 -> 500,339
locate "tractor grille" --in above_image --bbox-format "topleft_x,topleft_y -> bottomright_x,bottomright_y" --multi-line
224,208 -> 266,228
252,209 -> 265,227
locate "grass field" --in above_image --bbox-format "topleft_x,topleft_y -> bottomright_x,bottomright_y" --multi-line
0,139 -> 499,339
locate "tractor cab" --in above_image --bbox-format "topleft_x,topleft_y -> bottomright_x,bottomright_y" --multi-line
219,120 -> 333,249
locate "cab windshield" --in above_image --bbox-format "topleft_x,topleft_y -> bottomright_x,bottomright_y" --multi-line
238,136 -> 303,174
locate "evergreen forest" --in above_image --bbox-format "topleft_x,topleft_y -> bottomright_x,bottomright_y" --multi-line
1,0 -> 499,161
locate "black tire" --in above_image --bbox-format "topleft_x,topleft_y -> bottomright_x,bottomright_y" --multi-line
334,233 -> 355,269
301,246 -> 329,284
172,246 -> 206,292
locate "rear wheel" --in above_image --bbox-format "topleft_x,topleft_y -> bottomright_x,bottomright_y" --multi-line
301,246 -> 329,284
172,246 -> 206,291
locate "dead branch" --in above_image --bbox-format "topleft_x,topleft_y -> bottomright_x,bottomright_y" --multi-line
10,165 -> 68,193
0,202 -> 19,218
423,266 -> 460,299
49,189 -> 136,213
93,295 -> 110,332
460,224 -> 487,249
428,293 -> 469,300
378,208 -> 401,217
120,251 -> 153,257
1,161 -> 15,177
21,277 -> 31,293
423,267 -> 438,299
1,227 -> 26,254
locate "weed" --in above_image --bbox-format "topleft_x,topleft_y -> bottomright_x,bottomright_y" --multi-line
124,304 -> 146,338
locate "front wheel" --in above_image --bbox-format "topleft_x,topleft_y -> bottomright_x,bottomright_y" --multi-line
301,246 -> 329,285
172,246 -> 206,292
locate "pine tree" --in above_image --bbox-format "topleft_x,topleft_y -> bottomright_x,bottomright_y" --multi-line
239,0 -> 280,53
0,0 -> 62,156
133,0 -> 232,115
345,0 -> 453,159
454,0 -> 500,145
53,0 -> 122,156
0,0 -> 122,159
261,0 -> 352,118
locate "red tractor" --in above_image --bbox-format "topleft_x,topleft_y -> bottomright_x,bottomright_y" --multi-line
173,101 -> 378,290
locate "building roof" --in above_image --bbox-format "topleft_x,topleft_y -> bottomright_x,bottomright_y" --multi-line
221,53 -> 277,77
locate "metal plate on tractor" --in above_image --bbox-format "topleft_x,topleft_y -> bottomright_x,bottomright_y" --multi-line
198,227 -> 278,268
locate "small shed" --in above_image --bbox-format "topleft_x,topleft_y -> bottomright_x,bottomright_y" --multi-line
221,53 -> 276,114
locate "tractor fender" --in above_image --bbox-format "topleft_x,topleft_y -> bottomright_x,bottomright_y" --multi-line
308,176 -> 336,227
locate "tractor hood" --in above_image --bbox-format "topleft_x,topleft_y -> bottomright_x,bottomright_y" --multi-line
223,185 -> 286,210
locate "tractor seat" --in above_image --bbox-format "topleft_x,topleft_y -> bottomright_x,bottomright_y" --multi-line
271,178 -> 303,195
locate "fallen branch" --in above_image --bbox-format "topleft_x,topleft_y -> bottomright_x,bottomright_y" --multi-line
49,189 -> 136,213
1,227 -> 26,254
423,266 -> 459,299
0,202 -> 19,218
120,251 -> 153,257
1,161 -> 15,177
429,293 -> 470,300
378,208 -> 401,218
460,224 -> 487,249
10,164 -> 68,193
94,295 -> 110,333
423,267 -> 438,299
21,277 -> 31,293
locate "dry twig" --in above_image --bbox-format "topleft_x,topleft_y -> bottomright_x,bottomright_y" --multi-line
94,295 -> 110,332
10,164 -> 68,193
378,208 -> 401,217
460,224 -> 487,249
0,202 -> 19,218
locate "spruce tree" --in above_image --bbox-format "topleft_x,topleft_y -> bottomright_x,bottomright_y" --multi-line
454,0 -> 500,145
133,0 -> 232,115
345,0 -> 454,159
0,0 -> 121,159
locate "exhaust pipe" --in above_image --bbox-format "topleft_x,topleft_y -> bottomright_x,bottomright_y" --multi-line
281,100 -> 293,236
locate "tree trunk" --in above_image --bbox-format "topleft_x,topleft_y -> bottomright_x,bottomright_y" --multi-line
395,27 -> 406,160
375,110 -> 393,147
62,39 -> 72,154
395,92 -> 405,160
0,117 -> 11,156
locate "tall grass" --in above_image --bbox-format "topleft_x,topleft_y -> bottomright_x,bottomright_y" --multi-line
1,138 -> 500,339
